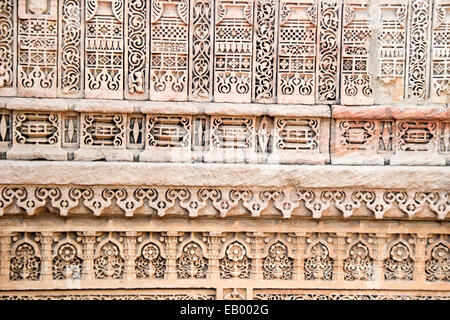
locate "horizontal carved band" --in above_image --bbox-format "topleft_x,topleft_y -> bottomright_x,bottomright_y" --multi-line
0,185 -> 448,219
0,0 -> 448,104
1,101 -> 449,165
1,289 -> 449,300
0,231 -> 448,293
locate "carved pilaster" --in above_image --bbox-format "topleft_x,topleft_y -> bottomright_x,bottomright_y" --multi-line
334,233 -> 347,281
81,232 -> 97,281
163,232 -> 181,280
123,232 -> 138,280
0,232 -> 12,282
204,232 -> 225,280
373,233 -> 388,285
246,232 -> 266,280
289,233 -> 307,281
414,234 -> 428,283
37,232 -> 54,281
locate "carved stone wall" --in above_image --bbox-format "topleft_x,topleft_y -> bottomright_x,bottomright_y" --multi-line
0,0 -> 449,300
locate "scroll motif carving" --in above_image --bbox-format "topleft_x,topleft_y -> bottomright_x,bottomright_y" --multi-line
343,242 -> 373,281
316,0 -> 341,103
253,0 -> 277,103
85,0 -> 124,99
52,243 -> 83,280
125,0 -> 149,99
150,0 -> 189,101
18,0 -> 58,97
278,0 -> 316,104
425,243 -> 449,282
406,0 -> 432,100
177,241 -> 208,279
0,0 -> 14,93
214,0 -> 254,103
189,0 -> 213,101
384,242 -> 414,280
262,242 -> 293,280
59,0 -> 82,96
94,241 -> 124,279
136,243 -> 166,279
10,242 -> 41,281
220,241 -> 251,279
304,242 -> 334,280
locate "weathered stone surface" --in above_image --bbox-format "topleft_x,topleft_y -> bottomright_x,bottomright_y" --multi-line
0,0 -> 449,300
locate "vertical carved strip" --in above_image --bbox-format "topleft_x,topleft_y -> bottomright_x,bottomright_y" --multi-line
164,232 -> 180,280
18,0 -> 58,97
214,0 -> 254,103
85,0 -> 124,99
150,0 -> 189,101
81,232 -> 96,281
205,232 -> 224,280
290,233 -> 307,280
277,0 -> 317,104
59,0 -> 83,97
0,0 -> 15,96
0,232 -> 11,283
316,0 -> 341,104
341,0 -> 373,105
38,232 -> 53,281
415,234 -> 428,283
189,0 -> 214,101
123,232 -> 137,280
405,0 -> 432,100
125,0 -> 149,99
253,0 -> 277,103
430,0 -> 449,103
377,1 -> 407,102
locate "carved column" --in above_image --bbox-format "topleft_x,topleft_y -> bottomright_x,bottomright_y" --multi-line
289,233 -> 307,281
0,232 -> 11,282
405,0 -> 432,100
247,232 -> 266,280
414,234 -> 428,283
39,232 -> 54,281
123,232 -> 138,281
81,232 -> 97,281
204,232 -> 224,280
315,0 -> 342,104
163,232 -> 180,280
373,233 -> 388,285
252,0 -> 278,103
0,0 -> 16,96
334,233 -> 347,281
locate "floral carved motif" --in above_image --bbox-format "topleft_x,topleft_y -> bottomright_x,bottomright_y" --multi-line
384,242 -> 414,280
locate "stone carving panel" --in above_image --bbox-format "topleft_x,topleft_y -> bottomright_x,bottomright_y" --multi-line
85,0 -> 124,99
431,0 -> 450,103
150,0 -> 189,101
18,0 -> 58,97
214,0 -> 254,103
278,0 -> 316,104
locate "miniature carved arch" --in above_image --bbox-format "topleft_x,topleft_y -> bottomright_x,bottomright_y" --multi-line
219,238 -> 252,259
305,240 -> 337,260
176,237 -> 208,259
344,239 -> 374,259
10,236 -> 41,257
86,0 -> 123,22
425,239 -> 450,260
262,239 -> 295,260
94,237 -> 125,259
137,239 -> 166,259
151,0 -> 189,24
215,0 -> 254,25
52,238 -> 83,259
383,240 -> 416,261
